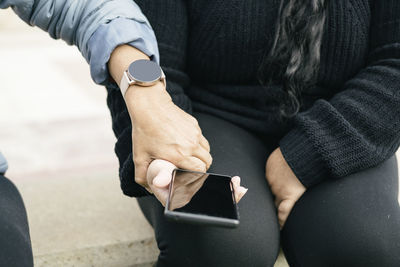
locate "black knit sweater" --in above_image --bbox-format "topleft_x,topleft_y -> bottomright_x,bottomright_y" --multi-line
106,0 -> 400,197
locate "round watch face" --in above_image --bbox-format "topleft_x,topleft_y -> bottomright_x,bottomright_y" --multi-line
128,59 -> 161,83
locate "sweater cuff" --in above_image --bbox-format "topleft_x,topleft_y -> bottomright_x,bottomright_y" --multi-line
279,127 -> 330,188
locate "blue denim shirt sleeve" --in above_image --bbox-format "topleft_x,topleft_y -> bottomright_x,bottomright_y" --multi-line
88,17 -> 160,85
0,152 -> 8,174
0,0 -> 159,86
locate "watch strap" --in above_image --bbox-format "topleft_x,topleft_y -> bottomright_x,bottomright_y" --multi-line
119,71 -> 132,98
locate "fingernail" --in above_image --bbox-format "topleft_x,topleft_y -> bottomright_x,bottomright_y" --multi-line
232,176 -> 241,185
153,171 -> 171,187
153,177 -> 162,187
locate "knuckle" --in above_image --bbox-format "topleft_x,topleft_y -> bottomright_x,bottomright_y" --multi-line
278,204 -> 286,213
183,139 -> 198,151
207,156 -> 213,168
195,127 -> 202,136
168,150 -> 191,167
278,202 -> 291,213
190,116 -> 199,126
193,163 -> 207,173
169,151 -> 184,164
172,145 -> 187,159
189,140 -> 199,150
203,137 -> 210,146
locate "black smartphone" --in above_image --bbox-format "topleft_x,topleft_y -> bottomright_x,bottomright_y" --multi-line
164,168 -> 240,228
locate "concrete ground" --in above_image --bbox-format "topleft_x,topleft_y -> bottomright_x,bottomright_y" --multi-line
0,8 -> 398,267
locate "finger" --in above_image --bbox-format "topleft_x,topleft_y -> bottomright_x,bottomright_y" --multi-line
199,135 -> 211,152
176,156 -> 207,173
147,159 -> 174,176
278,199 -> 296,230
153,168 -> 175,188
231,176 -> 248,203
147,160 -> 176,205
151,187 -> 169,207
192,146 -> 213,169
232,176 -> 241,187
235,186 -> 248,202
274,197 -> 281,209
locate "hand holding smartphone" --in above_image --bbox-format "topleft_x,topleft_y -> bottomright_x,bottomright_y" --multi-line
164,168 -> 242,228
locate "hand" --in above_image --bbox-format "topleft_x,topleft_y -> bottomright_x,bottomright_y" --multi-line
125,82 -> 213,193
265,147 -> 306,229
107,45 -> 212,193
147,159 -> 248,207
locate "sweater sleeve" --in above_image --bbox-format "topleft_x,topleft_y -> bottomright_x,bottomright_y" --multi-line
133,0 -> 192,111
279,0 -> 400,188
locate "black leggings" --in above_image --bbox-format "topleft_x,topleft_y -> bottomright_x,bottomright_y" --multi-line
137,112 -> 400,267
0,174 -> 33,267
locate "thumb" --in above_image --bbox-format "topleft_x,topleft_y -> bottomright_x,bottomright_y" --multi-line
148,159 -> 176,188
278,199 -> 296,230
153,169 -> 173,188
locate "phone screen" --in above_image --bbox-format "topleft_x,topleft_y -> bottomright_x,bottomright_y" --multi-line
166,169 -> 238,221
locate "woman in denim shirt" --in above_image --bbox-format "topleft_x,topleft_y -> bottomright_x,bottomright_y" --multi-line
0,0 -> 159,265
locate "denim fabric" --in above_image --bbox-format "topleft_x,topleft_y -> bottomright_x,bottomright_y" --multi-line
0,0 -> 159,85
0,152 -> 7,174
88,17 -> 159,85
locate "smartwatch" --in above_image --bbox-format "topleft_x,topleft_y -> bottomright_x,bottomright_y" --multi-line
119,59 -> 166,98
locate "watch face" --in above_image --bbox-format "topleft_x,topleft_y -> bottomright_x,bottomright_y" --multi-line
128,59 -> 161,83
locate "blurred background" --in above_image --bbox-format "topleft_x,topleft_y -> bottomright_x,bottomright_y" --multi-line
0,8 -> 157,267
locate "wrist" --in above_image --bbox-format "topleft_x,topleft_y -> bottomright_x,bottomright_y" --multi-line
125,81 -> 172,120
268,148 -> 305,190
109,45 -> 150,84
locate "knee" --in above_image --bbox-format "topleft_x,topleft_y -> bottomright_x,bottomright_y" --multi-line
0,176 -> 25,206
281,202 -> 400,267
0,176 -> 28,225
0,216 -> 33,266
156,223 -> 280,267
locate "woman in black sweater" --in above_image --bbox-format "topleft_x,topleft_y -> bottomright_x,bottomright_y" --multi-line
106,0 -> 400,266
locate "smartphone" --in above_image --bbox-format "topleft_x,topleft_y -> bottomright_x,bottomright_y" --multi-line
164,168 -> 240,228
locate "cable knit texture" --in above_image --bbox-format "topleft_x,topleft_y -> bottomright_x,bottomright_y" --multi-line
106,0 -> 400,197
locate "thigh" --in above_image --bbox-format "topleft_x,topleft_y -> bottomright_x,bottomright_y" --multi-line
0,175 -> 33,267
282,155 -> 400,267
137,112 -> 280,267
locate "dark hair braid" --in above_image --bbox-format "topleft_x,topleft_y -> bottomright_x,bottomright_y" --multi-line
257,0 -> 328,119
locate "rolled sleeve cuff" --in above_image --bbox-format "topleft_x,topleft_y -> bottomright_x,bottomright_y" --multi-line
279,127 -> 330,188
88,17 -> 160,85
